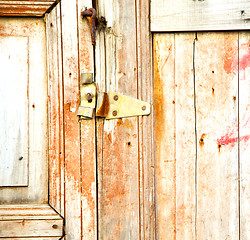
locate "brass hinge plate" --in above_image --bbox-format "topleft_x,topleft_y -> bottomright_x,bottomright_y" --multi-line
77,73 -> 151,120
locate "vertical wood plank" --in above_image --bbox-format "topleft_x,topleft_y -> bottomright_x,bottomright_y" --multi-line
137,0 -> 155,238
96,1 -> 140,238
239,32 -> 250,240
46,3 -> 64,216
175,33 -> 196,240
153,33 -> 176,240
195,32 -> 239,240
60,0 -> 81,239
77,0 -> 97,239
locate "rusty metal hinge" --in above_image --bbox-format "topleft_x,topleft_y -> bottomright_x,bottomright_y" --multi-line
77,73 -> 151,120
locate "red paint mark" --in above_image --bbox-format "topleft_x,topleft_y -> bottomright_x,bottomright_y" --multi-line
217,114 -> 250,147
224,43 -> 250,75
223,46 -> 238,74
161,44 -> 172,70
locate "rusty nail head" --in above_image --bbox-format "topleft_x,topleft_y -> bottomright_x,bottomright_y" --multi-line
112,110 -> 117,116
114,95 -> 118,101
87,93 -> 92,103
52,224 -> 58,229
142,106 -> 146,111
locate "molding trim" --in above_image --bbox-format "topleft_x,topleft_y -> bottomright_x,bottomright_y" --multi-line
0,1 -> 59,17
0,204 -> 63,238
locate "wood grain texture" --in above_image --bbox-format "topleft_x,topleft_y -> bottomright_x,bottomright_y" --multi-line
0,204 -> 63,238
195,32 -> 239,240
96,0 -> 148,238
0,0 -> 58,17
60,0 -> 81,239
46,3 -> 64,216
78,0 -> 97,239
239,32 -> 250,240
175,33 -> 196,240
0,18 -> 48,204
154,33 -> 196,240
0,35 -> 29,187
137,0 -> 155,238
154,33 -> 176,240
151,0 -> 250,32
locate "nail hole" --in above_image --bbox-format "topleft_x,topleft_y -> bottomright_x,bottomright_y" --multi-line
233,96 -> 236,100
69,72 -> 72,77
127,142 -> 131,147
172,101 -> 175,104
50,23 -> 53,27
19,156 -> 23,161
32,104 -> 35,108
218,144 -> 222,152
212,70 -> 215,73
212,88 -> 215,94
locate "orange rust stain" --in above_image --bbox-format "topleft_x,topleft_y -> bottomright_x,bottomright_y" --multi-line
117,118 -> 134,128
153,40 -> 166,149
199,133 -> 206,146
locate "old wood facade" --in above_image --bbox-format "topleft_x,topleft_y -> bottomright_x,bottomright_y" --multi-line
0,0 -> 249,239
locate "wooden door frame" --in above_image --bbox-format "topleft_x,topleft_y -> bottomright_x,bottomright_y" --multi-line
0,2 -> 64,238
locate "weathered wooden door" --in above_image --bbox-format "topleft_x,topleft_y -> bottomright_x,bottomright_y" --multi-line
152,1 -> 250,239
0,2 -> 64,239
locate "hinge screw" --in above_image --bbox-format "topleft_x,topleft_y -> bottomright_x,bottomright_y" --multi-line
142,106 -> 146,111
114,95 -> 119,101
112,110 -> 118,116
87,93 -> 93,103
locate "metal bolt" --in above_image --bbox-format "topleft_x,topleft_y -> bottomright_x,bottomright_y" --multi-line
19,156 -> 23,161
114,95 -> 119,101
112,110 -> 117,116
52,224 -> 58,229
142,106 -> 146,111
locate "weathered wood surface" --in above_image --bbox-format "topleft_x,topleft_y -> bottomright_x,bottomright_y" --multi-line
46,3 -> 64,216
153,31 -> 249,239
96,0 -> 154,239
60,0 -> 82,238
0,0 -> 58,17
151,0 -> 250,31
0,18 -> 48,204
239,32 -> 250,240
0,204 -> 63,238
195,32 -> 239,239
154,33 -> 196,240
59,0 -> 97,239
78,0 -> 97,239
0,35 -> 29,187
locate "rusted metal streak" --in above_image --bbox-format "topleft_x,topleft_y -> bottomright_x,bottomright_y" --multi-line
81,8 -> 96,45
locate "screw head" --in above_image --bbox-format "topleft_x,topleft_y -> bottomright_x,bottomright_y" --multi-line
112,110 -> 118,116
87,93 -> 92,103
114,95 -> 118,101
142,106 -> 146,111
